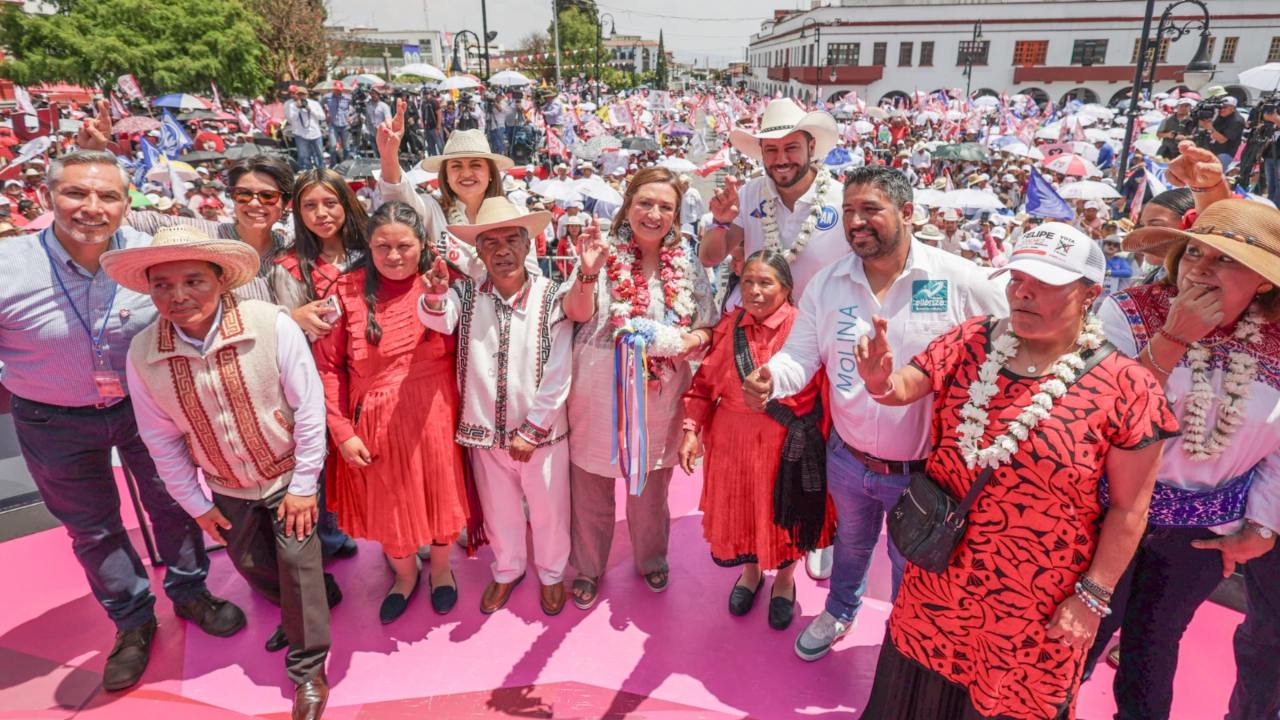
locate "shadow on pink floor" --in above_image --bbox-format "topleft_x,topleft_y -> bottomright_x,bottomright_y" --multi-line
0,469 -> 1240,719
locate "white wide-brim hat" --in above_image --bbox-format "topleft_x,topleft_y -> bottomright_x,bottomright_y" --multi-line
422,129 -> 515,173
729,98 -> 838,162
446,196 -> 552,245
101,226 -> 260,294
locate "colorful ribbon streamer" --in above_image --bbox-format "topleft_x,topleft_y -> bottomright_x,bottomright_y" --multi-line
611,322 -> 652,497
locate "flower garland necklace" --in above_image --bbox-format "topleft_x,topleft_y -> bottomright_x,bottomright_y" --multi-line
760,165 -> 833,264
605,221 -> 697,358
956,316 -> 1106,470
1180,309 -> 1263,461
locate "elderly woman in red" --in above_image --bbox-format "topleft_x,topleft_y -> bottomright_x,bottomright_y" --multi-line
678,250 -> 834,631
313,202 -> 470,623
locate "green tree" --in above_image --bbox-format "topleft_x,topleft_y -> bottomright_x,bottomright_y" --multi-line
0,0 -> 268,96
654,31 -> 668,90
243,0 -> 329,86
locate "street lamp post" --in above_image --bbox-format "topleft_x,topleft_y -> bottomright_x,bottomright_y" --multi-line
801,19 -> 822,105
963,20 -> 984,100
480,0 -> 492,80
451,30 -> 482,75
1116,0 -> 1215,182
595,13 -> 616,103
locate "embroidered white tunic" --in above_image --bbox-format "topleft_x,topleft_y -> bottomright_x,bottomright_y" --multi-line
418,274 -> 572,449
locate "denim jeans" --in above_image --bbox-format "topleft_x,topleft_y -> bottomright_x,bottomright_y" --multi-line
328,125 -> 350,165
295,136 -> 325,171
425,129 -> 443,156
488,127 -> 507,156
1227,543 -> 1280,720
10,395 -> 209,631
1264,157 -> 1280,207
824,430 -> 910,623
315,465 -> 351,557
1217,152 -> 1236,171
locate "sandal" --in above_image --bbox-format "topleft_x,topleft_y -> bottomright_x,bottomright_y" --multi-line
571,576 -> 600,611
643,570 -> 669,593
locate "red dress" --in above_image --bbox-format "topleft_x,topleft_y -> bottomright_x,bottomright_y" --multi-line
313,270 -> 469,557
682,303 -> 835,570
870,317 -> 1178,720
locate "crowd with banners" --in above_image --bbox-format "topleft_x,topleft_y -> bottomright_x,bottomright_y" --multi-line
1,69 -> 1279,720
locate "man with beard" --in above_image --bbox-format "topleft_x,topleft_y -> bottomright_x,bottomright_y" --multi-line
700,97 -> 848,581
0,149 -> 245,693
741,166 -> 1007,663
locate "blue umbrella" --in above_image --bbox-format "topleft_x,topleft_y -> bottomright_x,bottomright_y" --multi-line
151,93 -> 211,111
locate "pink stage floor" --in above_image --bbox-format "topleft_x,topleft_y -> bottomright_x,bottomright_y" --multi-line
0,469 -> 1242,719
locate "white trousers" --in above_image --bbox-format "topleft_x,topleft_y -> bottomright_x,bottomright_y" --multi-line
470,441 -> 570,585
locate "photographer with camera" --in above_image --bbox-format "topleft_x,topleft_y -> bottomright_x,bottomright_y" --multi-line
286,86 -> 327,171
1195,94 -> 1245,168
1157,98 -> 1197,160
324,82 -> 353,165
455,93 -> 483,132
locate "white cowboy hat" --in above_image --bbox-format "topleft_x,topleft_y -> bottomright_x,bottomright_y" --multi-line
422,129 -> 515,173
101,226 -> 260,294
729,98 -> 838,162
446,196 -> 552,245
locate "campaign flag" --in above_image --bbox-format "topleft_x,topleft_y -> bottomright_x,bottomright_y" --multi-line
133,137 -> 162,187
251,100 -> 272,134
158,110 -> 192,159
545,127 -> 568,160
1025,168 -> 1075,220
116,74 -> 144,100
210,82 -> 223,110
1129,173 -> 1148,223
695,145 -> 731,177
13,86 -> 37,118
108,93 -> 130,120
1144,158 -> 1169,195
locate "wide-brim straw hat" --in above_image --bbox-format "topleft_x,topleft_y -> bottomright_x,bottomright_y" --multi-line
422,129 -> 515,173
101,226 -> 260,294
914,224 -> 945,242
1123,198 -> 1280,286
729,98 -> 838,162
446,196 -> 552,245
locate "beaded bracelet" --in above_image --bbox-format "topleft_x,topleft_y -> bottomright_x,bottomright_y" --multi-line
1079,575 -> 1114,602
1075,582 -> 1113,617
1158,327 -> 1192,349
578,272 -> 599,284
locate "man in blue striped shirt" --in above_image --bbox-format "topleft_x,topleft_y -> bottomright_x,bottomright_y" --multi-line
0,150 -> 246,692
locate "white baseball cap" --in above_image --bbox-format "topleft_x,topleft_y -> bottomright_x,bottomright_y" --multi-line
991,222 -> 1106,285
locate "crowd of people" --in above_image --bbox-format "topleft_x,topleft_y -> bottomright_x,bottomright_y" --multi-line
1,76 -> 1278,720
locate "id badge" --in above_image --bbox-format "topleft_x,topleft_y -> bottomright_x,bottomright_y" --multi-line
92,370 -> 126,399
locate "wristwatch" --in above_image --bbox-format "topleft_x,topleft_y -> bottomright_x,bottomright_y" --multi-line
1245,520 -> 1276,540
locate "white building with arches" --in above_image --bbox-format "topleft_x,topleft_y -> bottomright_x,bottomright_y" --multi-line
745,0 -> 1280,108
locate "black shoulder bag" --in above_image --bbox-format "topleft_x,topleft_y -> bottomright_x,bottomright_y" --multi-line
887,327 -> 1115,575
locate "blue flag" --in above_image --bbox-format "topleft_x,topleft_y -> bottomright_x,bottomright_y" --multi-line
158,110 -> 192,159
133,137 -> 162,187
1024,168 -> 1075,221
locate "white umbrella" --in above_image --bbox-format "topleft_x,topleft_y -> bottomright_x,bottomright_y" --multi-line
913,110 -> 942,125
659,157 -> 698,173
1002,142 -> 1044,160
863,107 -> 889,120
1069,141 -> 1100,163
913,188 -> 946,206
489,70 -> 533,87
438,74 -> 483,91
853,119 -> 875,135
945,110 -> 967,121
1058,180 -> 1121,201
573,177 -> 624,206
1107,127 -> 1128,140
529,178 -> 580,203
938,189 -> 1005,211
394,63 -> 447,81
972,96 -> 1000,108
1043,153 -> 1101,178
1077,103 -> 1116,122
1140,110 -> 1168,124
1035,123 -> 1062,140
1239,62 -> 1280,92
146,160 -> 200,182
1135,138 -> 1163,156
341,73 -> 386,88
1083,128 -> 1111,143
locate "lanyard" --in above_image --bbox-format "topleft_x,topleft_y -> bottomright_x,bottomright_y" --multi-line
39,229 -> 120,361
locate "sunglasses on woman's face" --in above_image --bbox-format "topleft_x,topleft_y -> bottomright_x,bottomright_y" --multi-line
230,188 -> 283,206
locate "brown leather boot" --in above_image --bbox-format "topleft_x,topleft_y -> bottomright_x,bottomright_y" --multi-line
479,574 -> 525,614
540,581 -> 566,616
292,673 -> 329,720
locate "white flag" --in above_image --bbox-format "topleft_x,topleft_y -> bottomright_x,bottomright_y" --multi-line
13,86 -> 36,117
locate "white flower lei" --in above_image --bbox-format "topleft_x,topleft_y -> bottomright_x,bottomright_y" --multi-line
956,316 -> 1106,470
1180,310 -> 1263,461
760,165 -> 833,264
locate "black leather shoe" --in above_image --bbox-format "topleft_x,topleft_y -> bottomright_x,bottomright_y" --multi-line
292,673 -> 329,720
728,575 -> 765,617
102,619 -> 157,691
267,574 -> 344,652
174,590 -> 246,638
767,585 -> 797,630
379,577 -> 420,624
430,572 -> 458,615
326,536 -> 359,560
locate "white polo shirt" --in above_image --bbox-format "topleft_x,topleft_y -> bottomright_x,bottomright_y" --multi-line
767,240 -> 1009,461
732,171 -> 849,300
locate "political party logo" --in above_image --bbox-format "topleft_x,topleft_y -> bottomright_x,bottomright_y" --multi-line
816,205 -> 839,230
911,279 -> 949,313
749,200 -> 768,219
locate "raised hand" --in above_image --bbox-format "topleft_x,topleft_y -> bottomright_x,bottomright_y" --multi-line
376,98 -> 407,182
421,255 -> 450,296
855,316 -> 894,393
742,364 -> 773,413
1166,140 -> 1224,191
709,175 -> 741,225
575,224 -> 609,275
75,99 -> 113,151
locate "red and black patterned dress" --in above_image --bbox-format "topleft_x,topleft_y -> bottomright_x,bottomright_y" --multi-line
863,317 -> 1178,720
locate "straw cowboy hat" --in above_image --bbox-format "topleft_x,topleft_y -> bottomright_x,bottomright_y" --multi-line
1123,198 -> 1280,286
914,224 -> 946,243
101,226 -> 260,294
729,98 -> 838,162
446,197 -> 552,245
422,129 -> 515,173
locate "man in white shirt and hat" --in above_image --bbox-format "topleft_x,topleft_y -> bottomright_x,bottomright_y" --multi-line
741,166 -> 1007,663
939,208 -> 968,255
418,197 -> 573,617
699,96 -> 849,579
